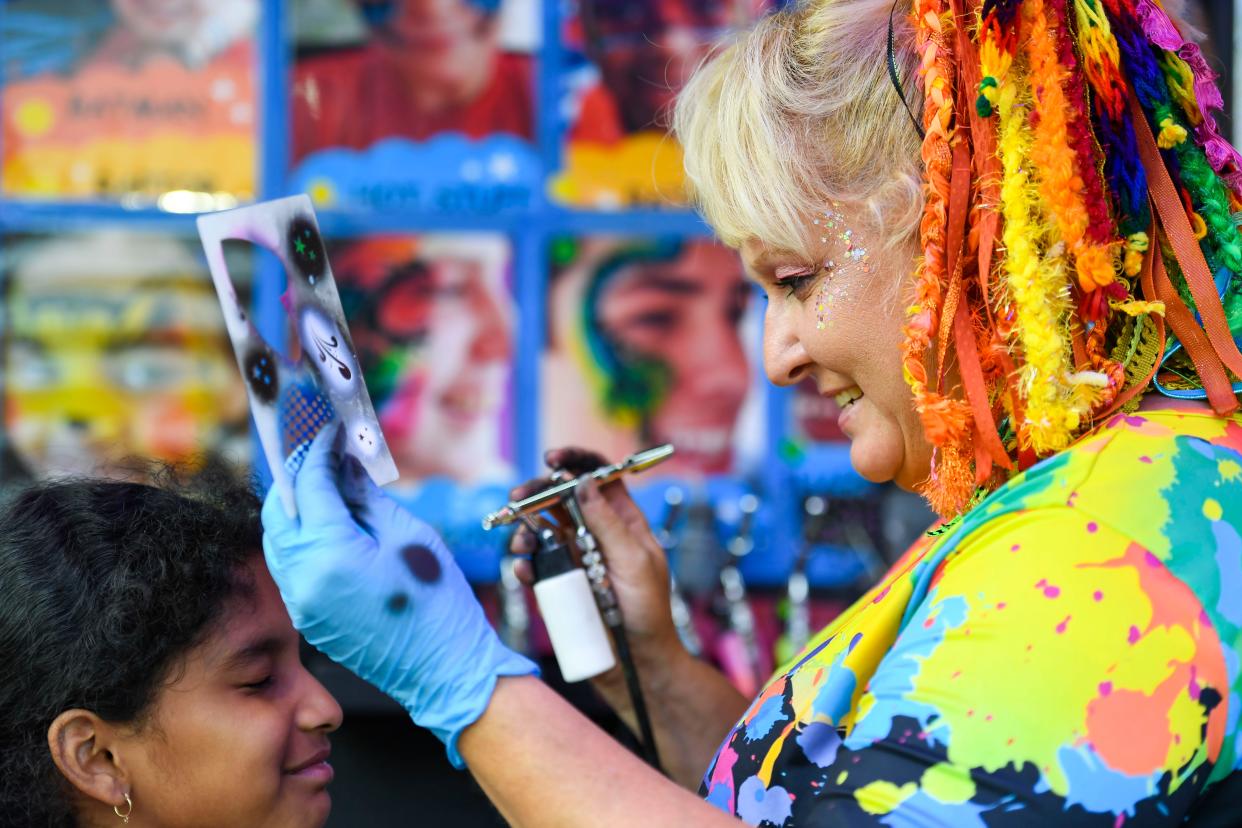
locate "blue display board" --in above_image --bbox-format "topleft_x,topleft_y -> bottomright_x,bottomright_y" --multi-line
0,0 -> 872,590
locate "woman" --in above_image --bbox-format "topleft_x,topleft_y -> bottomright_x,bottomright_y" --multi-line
0,466 -> 342,827
263,0 -> 1242,824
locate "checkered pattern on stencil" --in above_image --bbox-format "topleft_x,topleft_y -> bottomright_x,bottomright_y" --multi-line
279,380 -> 335,475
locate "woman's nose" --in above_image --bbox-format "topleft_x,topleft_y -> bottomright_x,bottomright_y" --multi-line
763,305 -> 811,387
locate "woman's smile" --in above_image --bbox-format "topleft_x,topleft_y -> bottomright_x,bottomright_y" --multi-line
743,215 -> 931,492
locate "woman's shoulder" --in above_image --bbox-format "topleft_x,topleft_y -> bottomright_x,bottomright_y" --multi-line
902,402 -> 1242,794
956,400 -> 1242,560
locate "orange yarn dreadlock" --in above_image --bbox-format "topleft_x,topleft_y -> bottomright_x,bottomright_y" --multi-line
901,0 -> 1242,517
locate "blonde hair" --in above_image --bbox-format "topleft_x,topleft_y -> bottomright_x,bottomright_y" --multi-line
675,0 -> 1242,519
672,0 -> 925,263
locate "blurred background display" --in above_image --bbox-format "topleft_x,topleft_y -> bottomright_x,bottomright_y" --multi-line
551,0 -> 776,208
0,231 -> 250,479
0,1 -> 1233,825
1,0 -> 257,207
292,0 -> 534,157
289,0 -> 542,214
543,235 -> 762,477
333,233 -> 516,485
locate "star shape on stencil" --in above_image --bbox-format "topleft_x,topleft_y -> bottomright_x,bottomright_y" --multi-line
294,237 -> 307,255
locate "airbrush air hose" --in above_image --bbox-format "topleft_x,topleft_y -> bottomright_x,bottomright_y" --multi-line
561,491 -> 663,773
485,446 -> 674,774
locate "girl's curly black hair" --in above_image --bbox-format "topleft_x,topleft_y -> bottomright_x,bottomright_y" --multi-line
0,462 -> 262,828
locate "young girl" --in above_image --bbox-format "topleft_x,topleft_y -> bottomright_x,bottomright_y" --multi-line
0,465 -> 342,827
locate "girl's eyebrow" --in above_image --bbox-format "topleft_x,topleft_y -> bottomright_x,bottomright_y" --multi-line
219,634 -> 285,671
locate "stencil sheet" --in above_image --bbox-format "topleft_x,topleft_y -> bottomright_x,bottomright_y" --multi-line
198,195 -> 398,516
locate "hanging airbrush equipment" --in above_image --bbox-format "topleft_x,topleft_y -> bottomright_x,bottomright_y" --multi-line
198,195 -> 399,517
657,487 -> 703,658
714,494 -> 765,697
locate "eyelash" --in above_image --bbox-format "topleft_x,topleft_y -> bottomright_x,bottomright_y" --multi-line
778,274 -> 814,298
242,675 -> 275,693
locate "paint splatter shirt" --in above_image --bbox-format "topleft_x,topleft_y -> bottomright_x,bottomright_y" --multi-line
700,402 -> 1242,825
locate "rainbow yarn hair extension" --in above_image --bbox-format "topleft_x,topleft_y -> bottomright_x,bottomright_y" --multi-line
901,0 -> 1242,517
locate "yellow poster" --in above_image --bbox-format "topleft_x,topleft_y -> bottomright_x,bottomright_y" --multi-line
2,1 -> 257,202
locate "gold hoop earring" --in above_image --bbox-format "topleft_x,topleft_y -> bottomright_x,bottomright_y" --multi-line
114,792 -> 133,824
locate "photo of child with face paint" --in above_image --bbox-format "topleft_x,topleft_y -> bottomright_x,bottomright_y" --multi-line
89,0 -> 257,69
553,0 -> 776,207
1,0 -> 257,200
1,232 -> 250,482
291,0 -> 538,164
573,0 -> 758,136
542,237 -> 759,477
332,234 -> 515,485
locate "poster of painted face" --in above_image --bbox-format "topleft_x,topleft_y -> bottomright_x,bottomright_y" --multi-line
292,0 -> 535,158
2,232 -> 249,481
551,0 -> 777,208
289,0 -> 545,214
542,236 -> 762,478
1,0 -> 257,204
332,234 -> 516,485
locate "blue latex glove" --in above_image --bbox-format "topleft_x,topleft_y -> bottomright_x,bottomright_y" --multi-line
262,425 -> 538,767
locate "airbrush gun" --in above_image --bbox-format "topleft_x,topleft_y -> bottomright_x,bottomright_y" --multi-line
482,444 -> 674,530
482,445 -> 674,771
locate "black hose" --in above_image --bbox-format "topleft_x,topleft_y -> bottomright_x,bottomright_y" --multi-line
608,619 -> 663,773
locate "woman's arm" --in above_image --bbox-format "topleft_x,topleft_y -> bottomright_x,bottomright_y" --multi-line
460,675 -> 742,828
590,643 -> 750,789
510,452 -> 750,788
262,434 -> 746,821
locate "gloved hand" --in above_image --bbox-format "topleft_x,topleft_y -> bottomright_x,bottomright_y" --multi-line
262,425 -> 538,767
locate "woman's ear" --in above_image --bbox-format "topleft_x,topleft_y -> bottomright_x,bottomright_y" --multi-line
47,709 -> 132,814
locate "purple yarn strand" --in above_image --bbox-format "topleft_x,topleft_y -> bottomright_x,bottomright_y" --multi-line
1135,0 -> 1242,195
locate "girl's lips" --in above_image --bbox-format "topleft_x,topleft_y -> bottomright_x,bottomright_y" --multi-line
289,761 -> 334,786
286,747 -> 334,786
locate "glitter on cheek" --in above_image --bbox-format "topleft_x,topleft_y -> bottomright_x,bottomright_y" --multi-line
810,200 -> 872,330
815,276 -> 849,330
